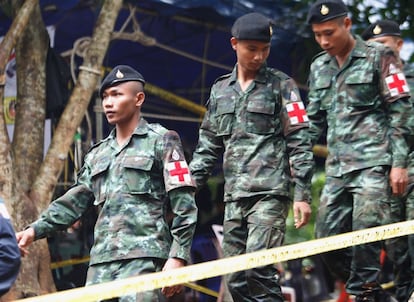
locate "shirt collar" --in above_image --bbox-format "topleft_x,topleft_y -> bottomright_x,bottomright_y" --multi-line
108,118 -> 149,141
229,62 -> 268,85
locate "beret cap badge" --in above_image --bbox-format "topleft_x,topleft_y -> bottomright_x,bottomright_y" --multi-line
373,25 -> 382,35
116,70 -> 124,79
99,65 -> 146,97
320,4 -> 329,16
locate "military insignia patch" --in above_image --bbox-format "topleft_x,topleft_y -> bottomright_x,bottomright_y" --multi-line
320,4 -> 329,16
385,73 -> 409,96
171,149 -> 180,161
286,101 -> 308,125
116,69 -> 124,79
373,25 -> 382,35
167,161 -> 192,184
388,63 -> 400,74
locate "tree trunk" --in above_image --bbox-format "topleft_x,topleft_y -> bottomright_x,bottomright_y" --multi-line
0,2 -> 42,300
0,0 -> 38,211
8,0 -> 123,299
6,0 -> 56,300
30,0 -> 123,209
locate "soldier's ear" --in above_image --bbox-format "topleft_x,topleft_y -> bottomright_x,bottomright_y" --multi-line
136,91 -> 145,107
230,37 -> 237,50
396,38 -> 403,53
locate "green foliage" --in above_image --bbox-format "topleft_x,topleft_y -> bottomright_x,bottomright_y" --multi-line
285,170 -> 326,244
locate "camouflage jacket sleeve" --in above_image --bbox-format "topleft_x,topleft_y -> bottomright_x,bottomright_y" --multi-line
161,130 -> 196,192
189,89 -> 225,190
404,63 -> 414,150
305,59 -> 328,146
278,76 -> 315,202
158,130 -> 197,261
31,155 -> 96,240
379,46 -> 413,167
167,188 -> 197,261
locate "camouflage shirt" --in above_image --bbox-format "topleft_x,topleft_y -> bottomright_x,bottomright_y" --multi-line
404,62 -> 414,154
190,64 -> 314,202
306,36 -> 413,177
32,118 -> 198,265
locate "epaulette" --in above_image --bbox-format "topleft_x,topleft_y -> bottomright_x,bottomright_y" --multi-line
267,67 -> 290,82
213,73 -> 231,85
311,50 -> 328,63
86,136 -> 109,153
148,123 -> 168,136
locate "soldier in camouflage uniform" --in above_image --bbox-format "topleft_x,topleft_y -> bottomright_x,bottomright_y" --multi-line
189,12 -> 314,302
306,1 -> 413,301
362,20 -> 414,302
405,61 -> 414,302
16,65 -> 198,302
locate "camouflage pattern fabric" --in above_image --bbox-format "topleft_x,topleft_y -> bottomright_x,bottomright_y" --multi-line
190,63 -> 314,203
222,195 -> 289,302
386,62 -> 414,301
86,258 -> 166,302
31,118 -> 197,291
190,63 -> 314,301
307,37 -> 412,176
315,166 -> 392,292
307,36 -> 413,296
405,63 -> 414,300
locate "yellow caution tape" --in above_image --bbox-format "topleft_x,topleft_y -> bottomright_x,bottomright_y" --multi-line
16,220 -> 414,302
50,258 -> 219,297
183,282 -> 219,298
50,256 -> 220,298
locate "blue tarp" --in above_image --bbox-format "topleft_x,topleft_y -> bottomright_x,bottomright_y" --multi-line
0,0 -> 316,149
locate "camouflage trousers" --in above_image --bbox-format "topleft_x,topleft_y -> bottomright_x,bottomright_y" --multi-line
86,258 -> 166,302
315,166 -> 393,296
222,194 -> 290,302
386,158 -> 414,301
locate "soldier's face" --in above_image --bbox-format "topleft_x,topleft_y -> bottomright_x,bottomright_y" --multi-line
311,17 -> 352,57
102,82 -> 144,125
231,38 -> 270,73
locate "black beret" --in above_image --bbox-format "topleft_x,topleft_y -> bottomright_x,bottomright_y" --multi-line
99,65 -> 145,97
231,12 -> 273,42
306,0 -> 349,24
361,20 -> 401,41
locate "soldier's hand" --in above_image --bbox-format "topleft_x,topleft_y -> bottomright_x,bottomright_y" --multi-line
293,201 -> 311,229
161,258 -> 186,297
16,227 -> 35,257
389,167 -> 408,196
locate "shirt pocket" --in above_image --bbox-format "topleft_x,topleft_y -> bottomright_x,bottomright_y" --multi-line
123,156 -> 154,194
246,98 -> 276,134
91,161 -> 110,206
345,71 -> 378,107
313,75 -> 333,111
215,98 -> 235,136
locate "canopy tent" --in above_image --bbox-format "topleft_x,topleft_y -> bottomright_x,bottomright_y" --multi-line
0,0 -> 315,152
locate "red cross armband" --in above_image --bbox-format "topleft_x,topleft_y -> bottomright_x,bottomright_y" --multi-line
383,61 -> 410,101
282,90 -> 309,135
164,149 -> 195,191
